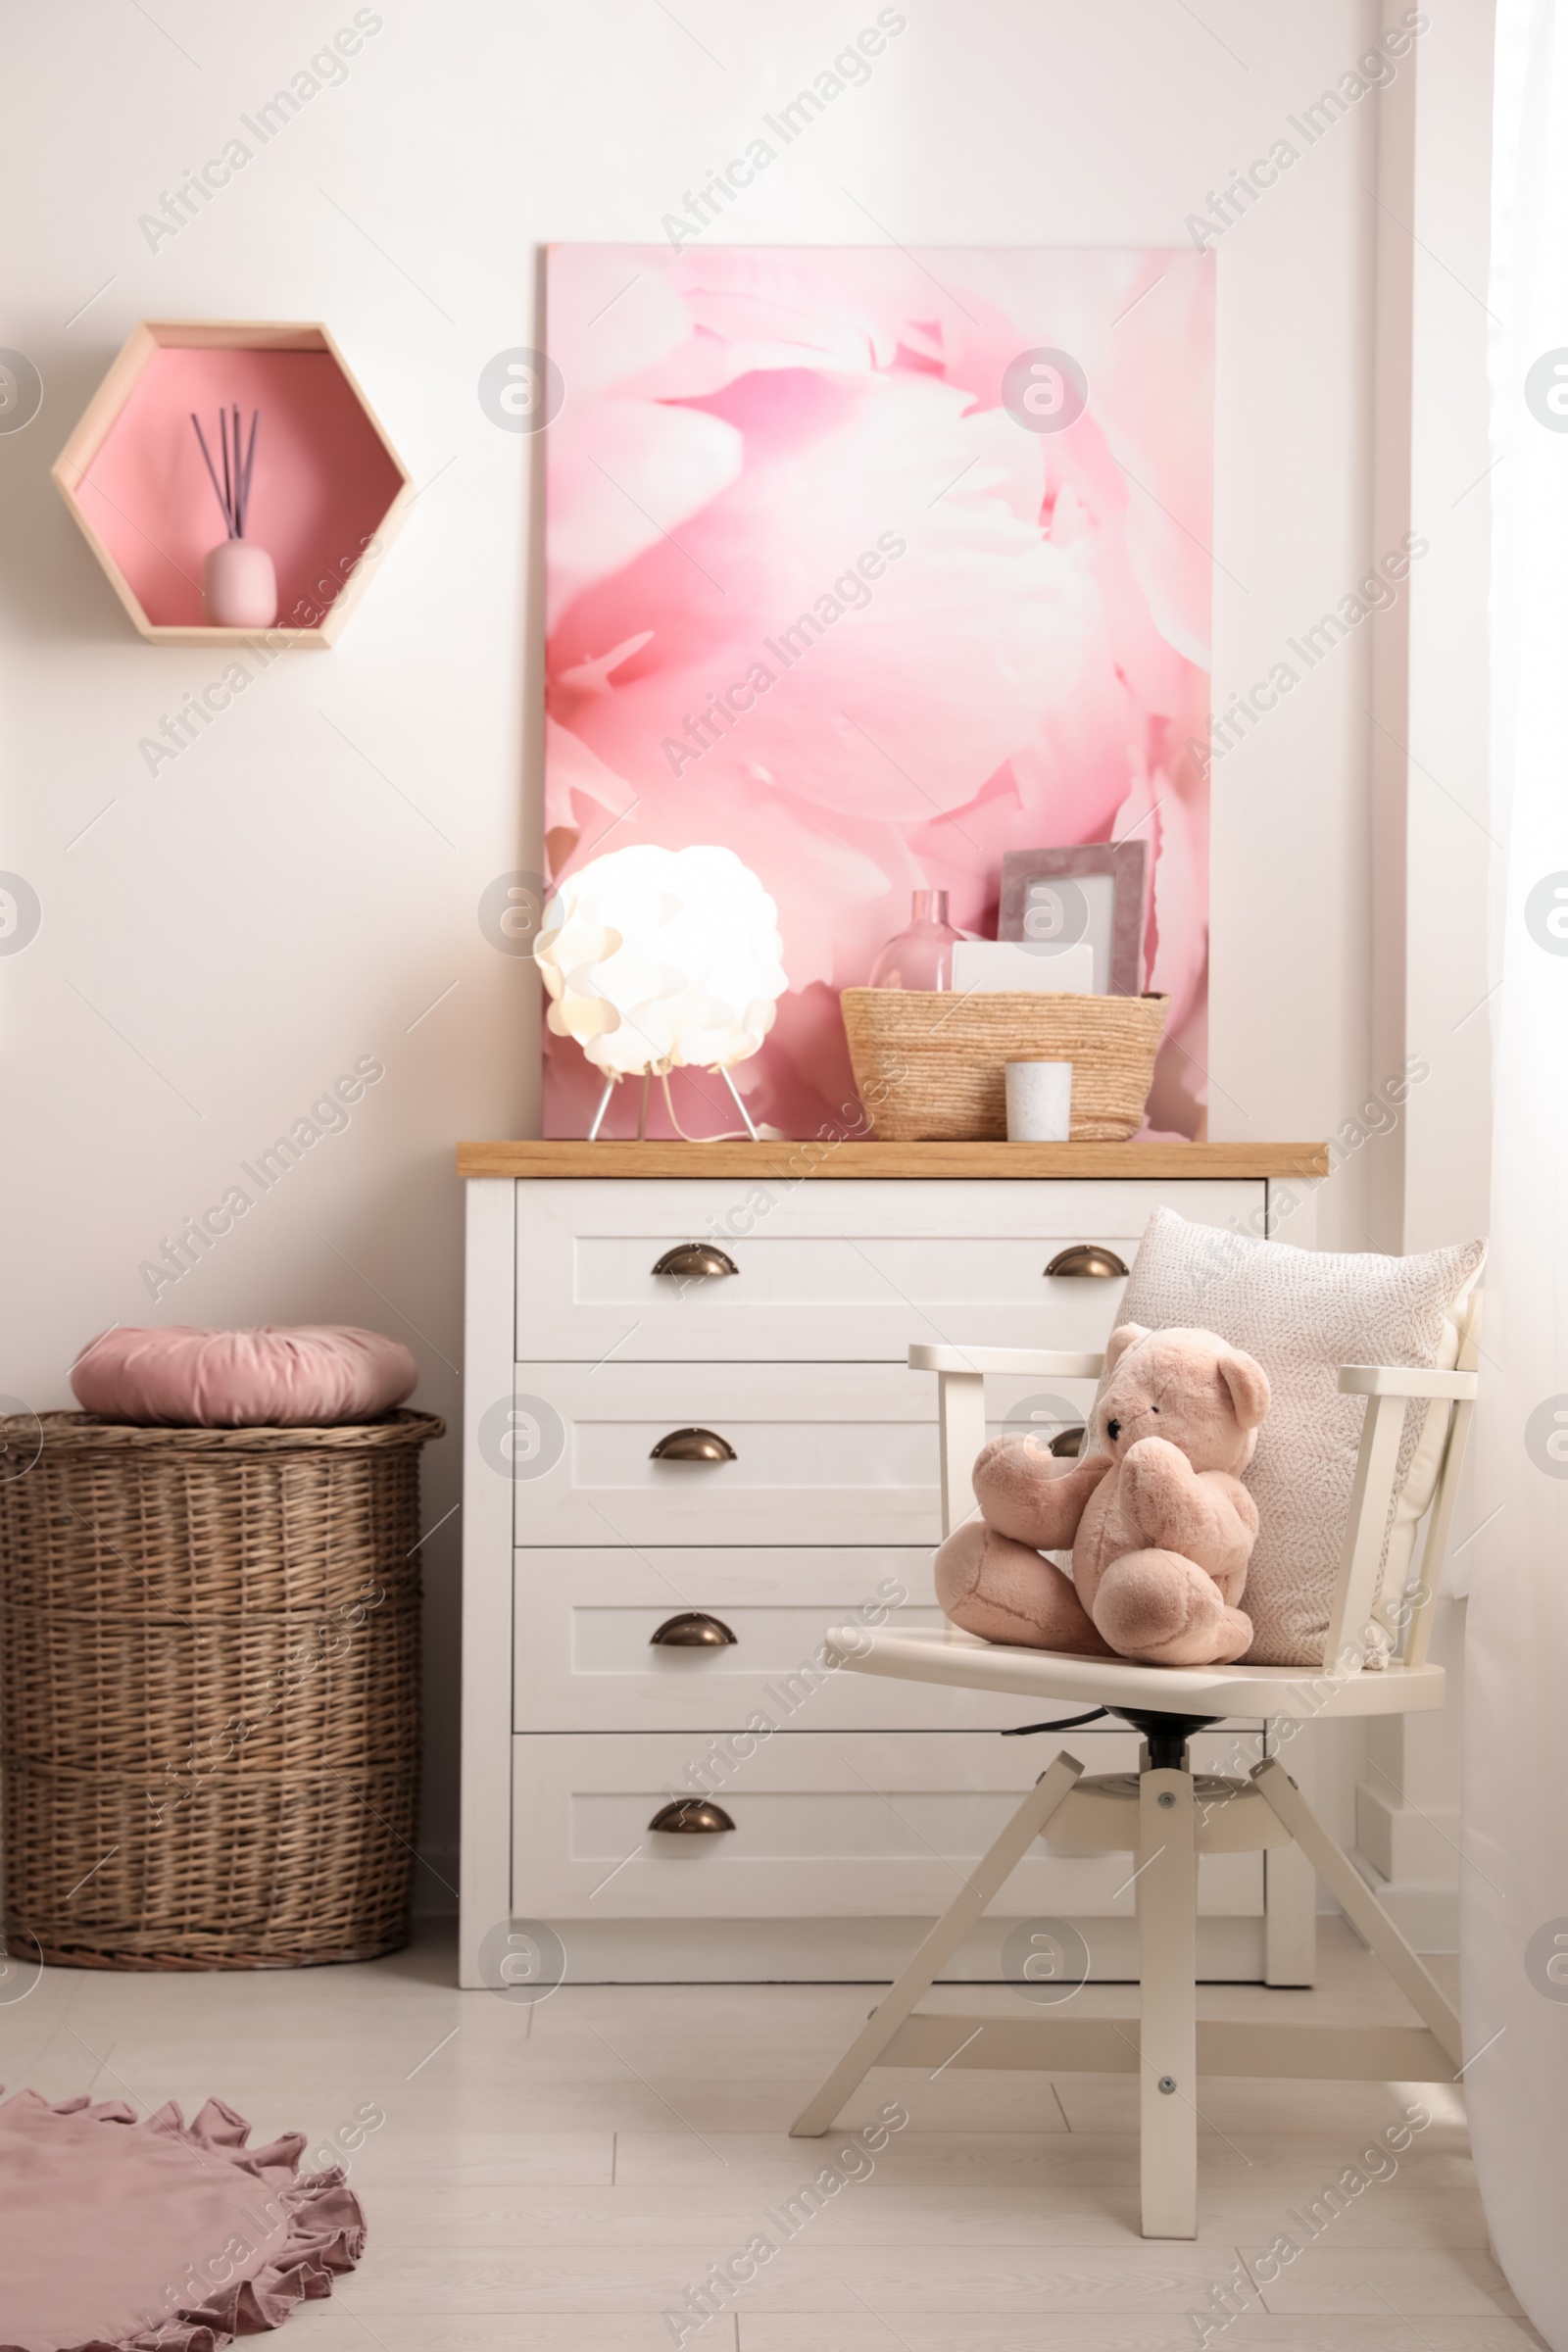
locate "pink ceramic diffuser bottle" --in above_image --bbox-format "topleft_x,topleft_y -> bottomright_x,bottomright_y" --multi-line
192,404 -> 277,627
204,537 -> 276,627
867,888 -> 963,990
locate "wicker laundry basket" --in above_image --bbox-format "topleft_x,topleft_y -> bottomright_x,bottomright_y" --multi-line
0,1408 -> 443,1971
841,988 -> 1170,1141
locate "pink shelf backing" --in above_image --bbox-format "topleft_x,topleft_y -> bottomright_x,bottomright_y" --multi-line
77,346 -> 405,630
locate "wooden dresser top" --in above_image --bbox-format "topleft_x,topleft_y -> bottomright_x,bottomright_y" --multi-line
456,1141 -> 1330,1181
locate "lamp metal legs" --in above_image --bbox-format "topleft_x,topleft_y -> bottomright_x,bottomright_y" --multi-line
720,1063 -> 760,1140
587,1065 -> 760,1142
587,1075 -> 616,1142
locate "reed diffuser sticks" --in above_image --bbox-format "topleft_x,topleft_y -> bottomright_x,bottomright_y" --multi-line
191,406 -> 260,540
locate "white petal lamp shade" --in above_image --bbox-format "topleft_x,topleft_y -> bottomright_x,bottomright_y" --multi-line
535,844 -> 788,1079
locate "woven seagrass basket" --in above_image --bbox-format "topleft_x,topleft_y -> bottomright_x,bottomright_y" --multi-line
0,1408 -> 443,1971
841,988 -> 1170,1142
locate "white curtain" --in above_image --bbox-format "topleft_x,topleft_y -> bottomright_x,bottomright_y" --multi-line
1465,4 -> 1568,2340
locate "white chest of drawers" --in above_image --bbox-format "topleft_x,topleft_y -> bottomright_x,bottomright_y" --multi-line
458,1141 -> 1323,1987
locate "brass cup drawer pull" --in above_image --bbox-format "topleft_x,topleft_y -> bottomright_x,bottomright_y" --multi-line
651,1611 -> 738,1647
1045,1244 -> 1130,1279
1050,1428 -> 1087,1458
650,1428 -> 737,1463
652,1243 -> 738,1280
648,1798 -> 735,1835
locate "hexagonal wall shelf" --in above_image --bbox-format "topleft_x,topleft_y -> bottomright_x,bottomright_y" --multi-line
52,320 -> 413,647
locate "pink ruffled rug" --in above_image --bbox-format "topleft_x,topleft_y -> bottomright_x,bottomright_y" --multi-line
0,2088 -> 366,2352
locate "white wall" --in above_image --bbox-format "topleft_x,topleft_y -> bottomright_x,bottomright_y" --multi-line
0,0 -> 1479,1901
1403,0 -> 1494,1261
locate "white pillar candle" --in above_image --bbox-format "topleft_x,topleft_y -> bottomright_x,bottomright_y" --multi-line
1005,1058 -> 1073,1143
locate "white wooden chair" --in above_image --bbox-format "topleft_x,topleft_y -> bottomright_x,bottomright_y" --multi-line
792,1308 -> 1481,2238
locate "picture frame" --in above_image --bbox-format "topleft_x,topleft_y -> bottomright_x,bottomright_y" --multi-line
542,244 -> 1212,1138
998,840 -> 1149,996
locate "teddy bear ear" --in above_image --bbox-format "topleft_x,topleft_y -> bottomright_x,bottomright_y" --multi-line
1217,1348 -> 1271,1429
1102,1322 -> 1151,1372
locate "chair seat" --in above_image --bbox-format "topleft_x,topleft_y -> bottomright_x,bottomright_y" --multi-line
824,1624 -> 1446,1720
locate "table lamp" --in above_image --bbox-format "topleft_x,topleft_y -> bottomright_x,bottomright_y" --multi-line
534,843 -> 788,1140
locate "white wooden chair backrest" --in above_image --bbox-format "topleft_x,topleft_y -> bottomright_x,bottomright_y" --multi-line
918,1302 -> 1482,1677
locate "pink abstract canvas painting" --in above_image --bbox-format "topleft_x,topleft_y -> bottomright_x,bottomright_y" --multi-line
543,244 -> 1213,1140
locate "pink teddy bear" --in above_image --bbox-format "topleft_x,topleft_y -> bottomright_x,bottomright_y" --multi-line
935,1323 -> 1271,1669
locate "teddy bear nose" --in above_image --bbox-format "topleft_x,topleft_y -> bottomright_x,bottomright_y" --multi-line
1106,1417 -> 1121,1442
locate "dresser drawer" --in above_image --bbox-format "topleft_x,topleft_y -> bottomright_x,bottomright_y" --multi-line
507,1361 -> 1095,1546
510,1731 -> 1265,1920
511,1547 -> 1042,1732
515,1179 -> 1262,1360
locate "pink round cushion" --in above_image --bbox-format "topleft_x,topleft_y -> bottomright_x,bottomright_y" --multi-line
71,1325 -> 418,1428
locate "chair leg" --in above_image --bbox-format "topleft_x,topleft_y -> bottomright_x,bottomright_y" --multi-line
790,1750 -> 1085,2138
1263,1842 -> 1317,1986
1137,1763 -> 1198,2238
1251,1759 -> 1461,2065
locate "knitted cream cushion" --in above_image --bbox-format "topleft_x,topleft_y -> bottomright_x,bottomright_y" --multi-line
1102,1210 -> 1485,1667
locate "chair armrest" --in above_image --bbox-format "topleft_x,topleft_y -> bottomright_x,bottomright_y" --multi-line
912,1344 -> 1104,1538
909,1344 -> 1106,1378
1339,1366 -> 1479,1401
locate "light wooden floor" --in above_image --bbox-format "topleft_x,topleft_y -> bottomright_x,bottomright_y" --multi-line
0,1918 -> 1541,2352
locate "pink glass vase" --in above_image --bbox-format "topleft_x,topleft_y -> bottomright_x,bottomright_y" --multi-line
867,889 -> 963,990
